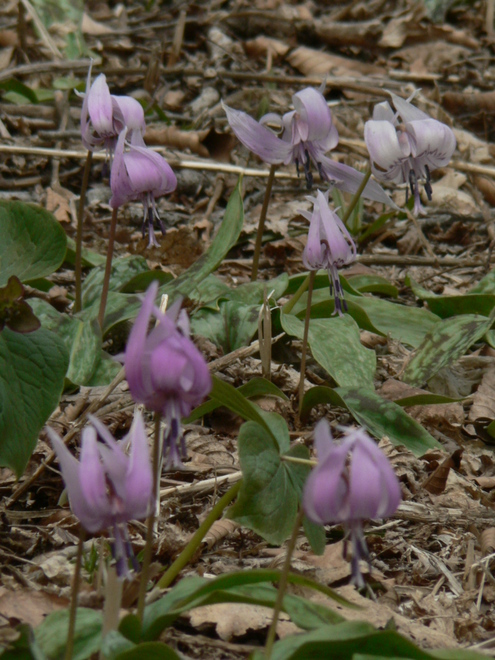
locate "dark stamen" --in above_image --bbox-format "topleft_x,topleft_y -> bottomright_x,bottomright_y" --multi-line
303,150 -> 313,190
409,169 -> 417,197
424,164 -> 432,200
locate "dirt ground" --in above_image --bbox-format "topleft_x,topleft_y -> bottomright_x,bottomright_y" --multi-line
2,0 -> 495,657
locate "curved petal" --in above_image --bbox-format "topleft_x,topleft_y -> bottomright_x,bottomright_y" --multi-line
372,100 -> 395,123
124,281 -> 159,405
406,119 -> 456,170
112,95 -> 146,136
319,155 -> 399,208
223,102 -> 293,164
292,87 -> 333,143
123,412 -> 153,520
47,427 -> 104,532
317,191 -> 356,267
109,129 -> 131,208
87,74 -> 114,136
303,444 -> 350,524
79,428 -> 113,529
125,145 -> 177,197
391,92 -> 430,123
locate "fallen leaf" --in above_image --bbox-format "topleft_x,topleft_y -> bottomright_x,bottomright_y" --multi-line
0,587 -> 68,627
286,46 -> 382,77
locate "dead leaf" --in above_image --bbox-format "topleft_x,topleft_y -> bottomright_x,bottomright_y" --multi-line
0,587 -> 68,627
45,185 -> 76,224
481,528 -> 495,556
203,519 -> 239,550
443,90 -> 495,116
469,368 -> 495,422
145,126 -> 234,162
286,47 -> 382,77
82,12 -> 114,35
244,36 -> 289,60
423,450 -> 463,495
314,18 -> 383,48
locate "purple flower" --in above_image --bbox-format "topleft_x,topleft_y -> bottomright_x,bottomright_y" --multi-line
302,189 -> 356,316
124,281 -> 211,468
109,129 -> 177,247
364,92 -> 456,215
303,420 -> 401,587
47,412 -> 153,577
223,86 -> 395,206
80,64 -> 146,153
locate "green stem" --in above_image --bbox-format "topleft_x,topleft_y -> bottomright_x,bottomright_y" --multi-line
282,166 -> 372,316
281,455 -> 317,467
297,270 -> 315,417
157,480 -> 242,590
75,150 -> 93,313
264,508 -> 305,659
251,164 -> 277,282
137,413 -> 161,623
98,207 -> 118,330
65,528 -> 85,660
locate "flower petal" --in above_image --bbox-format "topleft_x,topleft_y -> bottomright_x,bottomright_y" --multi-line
364,120 -> 409,185
391,92 -> 430,123
406,118 -> 456,170
292,87 -> 334,143
87,74 -> 114,136
109,129 -> 131,208
223,102 -> 293,164
123,411 -> 153,520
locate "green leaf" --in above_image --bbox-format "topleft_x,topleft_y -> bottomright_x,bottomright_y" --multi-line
120,271 -> 174,293
113,642 -> 181,660
407,275 -> 495,319
281,313 -> 376,388
185,377 -> 288,424
224,273 -> 289,304
209,375 -> 289,450
65,236 -> 106,267
0,328 -> 68,477
0,201 -> 67,286
160,178 -> 244,301
394,393 -> 465,407
303,516 -> 326,556
86,352 -> 122,387
35,608 -> 102,660
0,622 -> 46,660
257,622 -> 438,660
335,387 -> 440,455
0,79 -> 38,104
228,421 -> 309,544
191,300 -> 259,352
0,275 -> 40,333
470,269 -> 495,294
347,274 -> 398,298
82,256 -> 149,309
403,314 -> 495,387
300,386 -> 440,455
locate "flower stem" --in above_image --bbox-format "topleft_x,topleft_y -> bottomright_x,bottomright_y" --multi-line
264,507 -> 305,659
99,566 -> 124,660
282,166 -> 372,316
137,413 -> 161,623
75,150 -> 92,314
251,164 -> 277,282
157,480 -> 241,590
340,164 -> 372,226
65,528 -> 85,660
297,270 -> 315,417
98,207 -> 118,330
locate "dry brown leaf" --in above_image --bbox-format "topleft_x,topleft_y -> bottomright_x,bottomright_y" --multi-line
203,519 -> 239,550
314,18 -> 382,48
82,12 -> 114,35
145,126 -> 234,162
0,587 -> 68,627
473,175 -> 495,206
469,368 -> 495,421
45,185 -> 76,224
480,528 -> 495,556
443,90 -> 495,116
423,450 -> 463,495
300,542 -> 352,584
392,42 -> 472,74
244,36 -> 289,60
286,46 -> 382,77
187,602 -> 298,641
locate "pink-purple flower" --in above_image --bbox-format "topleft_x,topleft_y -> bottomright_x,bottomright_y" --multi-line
109,128 -> 177,247
302,190 -> 356,316
80,64 -> 146,153
223,86 -> 395,206
47,412 -> 153,576
123,281 -> 211,468
364,92 -> 456,215
303,419 -> 401,587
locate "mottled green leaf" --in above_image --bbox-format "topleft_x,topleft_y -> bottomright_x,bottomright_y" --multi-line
0,201 -> 67,286
191,300 -> 259,352
82,256 -> 149,309
35,608 -> 102,660
0,327 -> 68,477
347,274 -> 398,298
281,313 -> 376,387
403,314 -> 495,387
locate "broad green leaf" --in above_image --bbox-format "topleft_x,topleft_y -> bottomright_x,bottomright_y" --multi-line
407,275 -> 495,318
300,386 -> 440,455
347,274 -> 398,298
35,608 -> 102,660
82,256 -> 149,309
394,393 -> 465,407
210,375 -> 289,450
256,622 -> 438,660
120,271 -> 173,293
303,516 -> 326,556
0,328 -> 68,477
160,178 -> 244,301
65,236 -> 106,267
142,570 -> 352,641
224,273 -> 289,305
1,622 -> 45,660
0,79 -> 38,104
185,377 -> 288,424
228,421 -> 309,544
113,643 -> 180,660
0,201 -> 67,286
86,352 -> 122,387
470,269 -> 495,294
99,630 -> 135,659
281,313 -> 376,387
403,314 -> 495,387
191,300 -> 259,352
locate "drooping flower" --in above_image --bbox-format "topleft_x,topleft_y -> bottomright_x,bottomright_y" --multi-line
223,86 -> 395,206
110,128 -> 177,247
124,281 -> 211,468
47,412 -> 153,577
302,189 -> 356,316
364,92 -> 456,215
303,419 -> 401,588
80,64 -> 146,153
